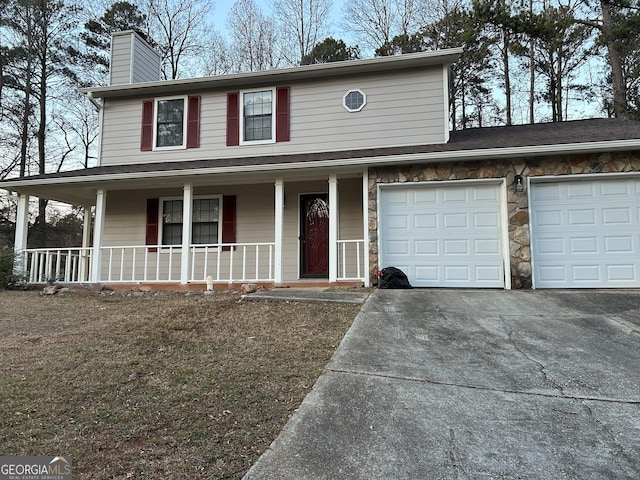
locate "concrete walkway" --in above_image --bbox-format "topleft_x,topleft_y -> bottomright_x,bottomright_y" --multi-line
241,288 -> 371,305
244,289 -> 640,480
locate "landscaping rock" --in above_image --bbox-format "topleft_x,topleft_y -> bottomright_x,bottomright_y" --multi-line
42,285 -> 62,296
241,283 -> 258,294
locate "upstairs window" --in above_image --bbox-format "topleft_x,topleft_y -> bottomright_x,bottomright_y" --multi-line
343,89 -> 366,112
156,98 -> 185,148
227,87 -> 289,146
241,89 -> 275,144
141,96 -> 200,151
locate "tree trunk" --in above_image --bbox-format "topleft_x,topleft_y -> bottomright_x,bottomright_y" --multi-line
19,1 -> 33,178
502,28 -> 512,125
37,3 -> 48,245
528,0 -> 535,124
600,0 -> 627,118
557,46 -> 563,121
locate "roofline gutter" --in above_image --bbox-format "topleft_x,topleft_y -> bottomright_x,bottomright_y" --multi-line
2,139 -> 640,189
80,48 -> 464,99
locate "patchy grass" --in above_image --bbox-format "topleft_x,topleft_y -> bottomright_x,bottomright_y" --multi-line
0,290 -> 360,479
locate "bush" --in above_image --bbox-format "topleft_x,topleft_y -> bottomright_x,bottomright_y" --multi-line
0,248 -> 23,290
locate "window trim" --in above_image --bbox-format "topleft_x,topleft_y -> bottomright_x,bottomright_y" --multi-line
343,89 -> 366,112
239,87 -> 276,146
153,95 -> 188,150
158,195 -> 223,247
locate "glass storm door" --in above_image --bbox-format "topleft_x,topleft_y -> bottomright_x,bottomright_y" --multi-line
300,194 -> 329,277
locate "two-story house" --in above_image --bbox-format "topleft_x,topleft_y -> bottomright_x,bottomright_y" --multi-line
3,31 -> 640,289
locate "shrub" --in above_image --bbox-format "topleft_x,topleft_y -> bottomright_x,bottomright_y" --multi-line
0,247 -> 23,290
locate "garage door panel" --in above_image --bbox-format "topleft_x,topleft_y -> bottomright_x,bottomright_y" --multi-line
415,214 -> 437,229
477,265 -> 503,281
443,188 -> 467,203
380,183 -> 505,288
569,209 -> 596,225
386,240 -> 410,255
536,237 -> 564,254
608,265 -> 636,281
570,237 -> 598,253
605,236 -> 633,252
414,189 -> 437,204
476,239 -> 500,254
444,213 -> 467,228
415,266 -> 439,282
603,207 -> 631,224
601,180 -> 630,196
567,182 -> 594,198
386,214 -> 408,229
532,177 -> 640,288
535,210 -> 563,227
474,212 -> 499,228
415,240 -> 438,255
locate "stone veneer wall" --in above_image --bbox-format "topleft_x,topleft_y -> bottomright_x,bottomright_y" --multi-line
369,151 -> 640,289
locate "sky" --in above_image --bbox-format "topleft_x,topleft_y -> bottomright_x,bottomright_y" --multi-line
210,0 -> 351,43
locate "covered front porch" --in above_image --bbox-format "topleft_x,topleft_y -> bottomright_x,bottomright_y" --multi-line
10,167 -> 370,289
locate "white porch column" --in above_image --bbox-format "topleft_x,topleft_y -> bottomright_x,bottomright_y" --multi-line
13,193 -> 29,276
80,206 -> 92,282
274,178 -> 284,284
14,194 -> 29,254
362,169 -> 370,287
180,183 -> 193,284
90,189 -> 107,283
328,174 -> 338,283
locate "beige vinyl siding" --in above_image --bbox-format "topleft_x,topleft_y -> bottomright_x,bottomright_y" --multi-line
131,37 -> 160,84
99,66 -> 446,166
101,178 -> 363,282
279,179 -> 364,281
109,34 -> 133,86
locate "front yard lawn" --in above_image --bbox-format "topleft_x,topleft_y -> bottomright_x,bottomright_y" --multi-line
0,290 -> 359,479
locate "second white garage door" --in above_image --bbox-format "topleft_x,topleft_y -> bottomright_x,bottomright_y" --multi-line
378,182 -> 507,288
531,176 -> 640,288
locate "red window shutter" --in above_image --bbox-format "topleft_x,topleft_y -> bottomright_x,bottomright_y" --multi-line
222,195 -> 236,251
276,86 -> 290,142
146,198 -> 159,252
226,92 -> 240,146
141,100 -> 154,151
186,95 -> 201,148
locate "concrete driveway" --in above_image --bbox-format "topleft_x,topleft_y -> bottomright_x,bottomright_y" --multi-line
244,290 -> 640,480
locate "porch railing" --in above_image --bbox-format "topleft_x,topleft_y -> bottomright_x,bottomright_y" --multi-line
21,248 -> 92,284
337,239 -> 365,281
19,239 -> 365,285
101,243 -> 276,283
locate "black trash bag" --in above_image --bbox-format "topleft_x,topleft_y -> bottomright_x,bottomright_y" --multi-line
377,267 -> 412,289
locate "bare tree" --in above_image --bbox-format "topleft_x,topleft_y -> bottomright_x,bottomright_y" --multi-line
199,30 -> 233,76
227,0 -> 282,72
270,0 -> 332,64
341,0 -> 431,53
342,0 -> 396,51
52,92 -> 99,169
145,0 -> 215,79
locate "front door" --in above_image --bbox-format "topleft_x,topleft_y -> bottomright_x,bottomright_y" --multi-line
300,194 -> 329,277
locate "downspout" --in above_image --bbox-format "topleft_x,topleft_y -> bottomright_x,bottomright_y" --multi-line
86,91 -> 102,111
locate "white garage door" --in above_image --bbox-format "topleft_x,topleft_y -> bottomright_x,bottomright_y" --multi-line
379,182 -> 506,288
531,176 -> 640,288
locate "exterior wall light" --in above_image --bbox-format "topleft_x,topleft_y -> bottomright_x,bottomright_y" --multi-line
514,175 -> 525,192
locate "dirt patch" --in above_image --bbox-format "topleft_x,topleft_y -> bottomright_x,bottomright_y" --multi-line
0,290 -> 359,479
